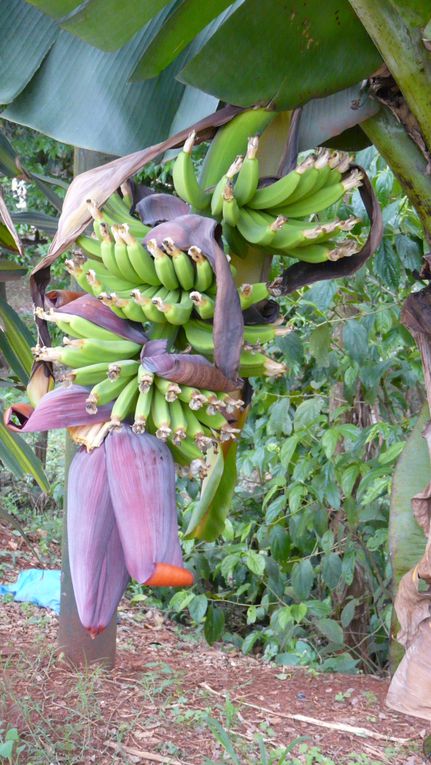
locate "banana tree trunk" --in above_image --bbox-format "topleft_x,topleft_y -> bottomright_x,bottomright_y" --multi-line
57,148 -> 118,669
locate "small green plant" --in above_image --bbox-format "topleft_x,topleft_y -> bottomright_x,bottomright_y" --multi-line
0,727 -> 25,764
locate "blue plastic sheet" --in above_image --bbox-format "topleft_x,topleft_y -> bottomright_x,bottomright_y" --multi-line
0,569 -> 61,613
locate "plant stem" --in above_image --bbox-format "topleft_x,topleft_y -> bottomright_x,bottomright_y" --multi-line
349,0 -> 431,150
362,106 -> 431,240
58,147 -> 117,670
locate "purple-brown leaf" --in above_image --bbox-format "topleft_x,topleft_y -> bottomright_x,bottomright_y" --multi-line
143,214 -> 243,381
141,348 -> 240,392
57,294 -> 148,344
5,385 -> 113,432
136,193 -> 189,226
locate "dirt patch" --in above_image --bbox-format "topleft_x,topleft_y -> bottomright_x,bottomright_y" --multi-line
0,525 -> 427,764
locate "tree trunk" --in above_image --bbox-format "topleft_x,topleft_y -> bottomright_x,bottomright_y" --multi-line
57,148 -> 117,669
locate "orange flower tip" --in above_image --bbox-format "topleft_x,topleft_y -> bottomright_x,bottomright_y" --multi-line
239,283 -> 252,296
172,429 -> 187,446
145,563 -> 194,588
195,435 -> 212,452
188,246 -> 203,262
87,625 -> 105,640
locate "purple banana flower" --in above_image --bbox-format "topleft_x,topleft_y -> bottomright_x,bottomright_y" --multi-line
68,426 -> 193,637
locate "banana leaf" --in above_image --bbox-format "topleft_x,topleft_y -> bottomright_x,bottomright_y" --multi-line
0,417 -> 50,493
389,402 -> 429,668
0,260 -> 27,281
0,329 -> 30,385
2,0 -> 221,156
178,0 -> 381,109
12,210 -> 59,235
0,299 -> 34,378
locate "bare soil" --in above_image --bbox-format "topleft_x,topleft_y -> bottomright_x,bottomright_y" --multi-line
0,523 -> 428,765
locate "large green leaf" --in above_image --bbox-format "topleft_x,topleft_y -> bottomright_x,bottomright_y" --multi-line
1,0 -> 57,103
131,0 -> 235,80
0,299 -> 34,377
59,0 -> 174,51
0,417 -> 50,493
11,210 -> 59,235
0,329 -> 29,384
3,2 -> 218,155
179,0 -> 381,109
26,0 -> 81,18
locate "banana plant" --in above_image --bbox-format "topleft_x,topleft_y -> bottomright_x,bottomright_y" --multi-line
3,0 -> 431,721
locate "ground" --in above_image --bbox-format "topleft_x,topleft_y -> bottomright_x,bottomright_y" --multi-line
0,524 -> 427,765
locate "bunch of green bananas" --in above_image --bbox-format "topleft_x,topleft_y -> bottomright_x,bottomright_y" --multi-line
172,131 -> 363,264
34,306 -> 286,471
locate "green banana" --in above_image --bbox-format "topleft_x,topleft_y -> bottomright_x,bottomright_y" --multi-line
86,199 -> 104,239
101,193 -> 150,238
64,259 -> 94,294
100,222 -> 123,277
239,349 -> 287,377
200,108 -> 276,189
182,405 -> 213,451
111,225 -> 141,284
138,366 -> 154,392
211,155 -> 243,218
194,406 -> 227,431
188,246 -> 214,292
248,156 -> 315,210
63,361 -> 112,386
63,337 -> 141,362
185,317 -> 289,351
107,294 -> 147,323
152,292 -> 193,325
132,285 -> 170,323
109,376 -> 139,426
190,291 -> 215,320
151,387 -> 172,440
276,169 -> 363,218
234,136 -> 260,206
239,282 -> 270,310
168,398 -> 188,445
169,437 -> 208,471
282,150 -> 330,205
64,314 -> 127,343
86,375 -> 128,414
154,376 -> 181,402
84,262 -> 139,295
107,359 -> 140,381
76,234 -> 102,260
146,238 -> 179,290
237,209 -> 286,247
96,293 -> 128,319
148,322 -> 179,347
34,344 -> 98,368
120,225 -> 160,286
172,131 -> 211,211
162,237 -> 195,290
132,385 -> 153,433
177,384 -> 208,410
222,180 -> 240,226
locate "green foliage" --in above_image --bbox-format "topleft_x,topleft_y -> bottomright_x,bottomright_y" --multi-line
136,147 -> 423,673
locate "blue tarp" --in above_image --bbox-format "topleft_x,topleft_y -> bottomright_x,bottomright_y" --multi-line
0,569 -> 61,613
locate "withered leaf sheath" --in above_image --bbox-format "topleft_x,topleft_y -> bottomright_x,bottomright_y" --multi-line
141,340 -> 239,392
105,427 -> 184,584
68,445 -> 129,637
